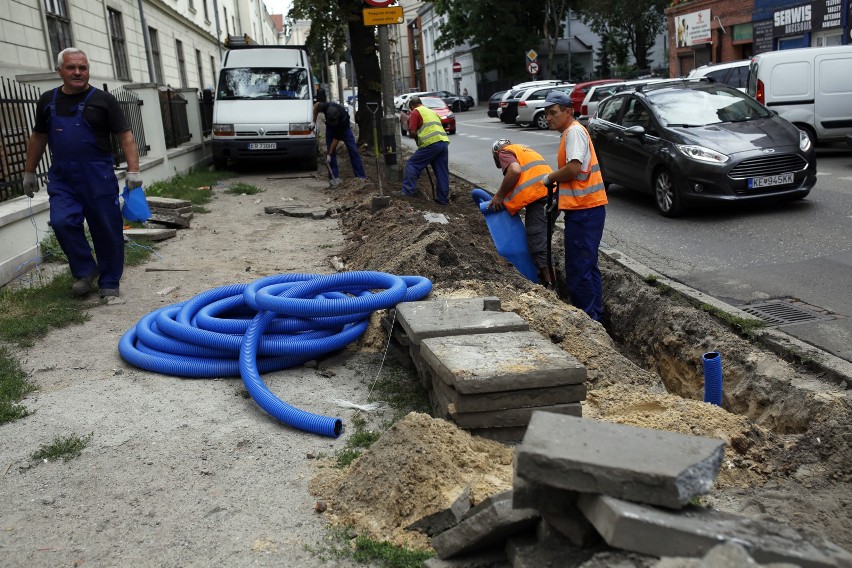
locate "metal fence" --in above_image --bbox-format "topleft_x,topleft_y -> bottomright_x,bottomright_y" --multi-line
160,87 -> 191,148
199,89 -> 213,137
105,83 -> 149,168
0,77 -> 48,203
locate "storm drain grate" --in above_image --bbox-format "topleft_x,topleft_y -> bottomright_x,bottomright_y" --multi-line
739,298 -> 839,327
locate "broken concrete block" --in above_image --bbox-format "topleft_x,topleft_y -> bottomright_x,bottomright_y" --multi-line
123,228 -> 177,241
505,531 -> 597,568
578,494 -> 852,568
431,372 -> 587,413
406,484 -> 472,536
513,477 -> 597,547
396,297 -> 523,346
432,490 -> 540,559
145,196 -> 191,209
653,541 -> 801,567
577,549 -> 659,568
516,413 -> 725,508
148,208 -> 193,227
442,399 -> 582,430
263,205 -> 329,218
421,331 -> 586,395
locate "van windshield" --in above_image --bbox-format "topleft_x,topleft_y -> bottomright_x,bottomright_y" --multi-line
217,67 -> 310,100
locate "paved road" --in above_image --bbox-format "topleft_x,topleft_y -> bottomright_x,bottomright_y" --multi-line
403,107 -> 852,363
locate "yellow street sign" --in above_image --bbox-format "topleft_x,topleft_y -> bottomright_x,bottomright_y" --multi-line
526,49 -> 538,61
363,6 -> 404,26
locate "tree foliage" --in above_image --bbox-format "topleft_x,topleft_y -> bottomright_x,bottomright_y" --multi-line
288,0 -> 383,146
576,0 -> 667,70
432,0 -> 548,80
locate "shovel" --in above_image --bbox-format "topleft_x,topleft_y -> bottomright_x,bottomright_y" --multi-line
545,177 -> 558,287
324,155 -> 340,187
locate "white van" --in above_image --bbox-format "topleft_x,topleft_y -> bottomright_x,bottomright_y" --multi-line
212,46 -> 317,169
748,46 -> 852,144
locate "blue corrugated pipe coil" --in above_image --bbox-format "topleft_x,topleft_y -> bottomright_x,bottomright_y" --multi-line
118,271 -> 433,437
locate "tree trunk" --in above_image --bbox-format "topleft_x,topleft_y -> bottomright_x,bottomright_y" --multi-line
344,5 -> 382,150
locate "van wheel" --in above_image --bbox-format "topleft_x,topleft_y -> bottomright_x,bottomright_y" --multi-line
654,167 -> 684,218
535,112 -> 548,130
213,157 -> 227,170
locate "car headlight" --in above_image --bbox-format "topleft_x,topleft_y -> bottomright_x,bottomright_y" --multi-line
675,144 -> 729,164
798,129 -> 812,152
446,112 -> 455,119
289,123 -> 314,135
212,123 -> 234,136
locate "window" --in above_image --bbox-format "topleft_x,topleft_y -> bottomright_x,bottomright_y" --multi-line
195,49 -> 204,88
223,7 -> 229,34
148,27 -> 164,84
176,39 -> 187,88
108,9 -> 130,80
620,98 -> 651,129
597,97 -> 625,122
202,0 -> 208,20
44,0 -> 73,63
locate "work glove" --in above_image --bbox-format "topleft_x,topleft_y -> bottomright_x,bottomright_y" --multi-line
309,122 -> 316,132
23,172 -> 39,198
126,171 -> 143,189
325,154 -> 332,164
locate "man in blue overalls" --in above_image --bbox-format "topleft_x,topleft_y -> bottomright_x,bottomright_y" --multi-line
23,47 -> 141,299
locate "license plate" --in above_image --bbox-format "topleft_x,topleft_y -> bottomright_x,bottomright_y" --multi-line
748,172 -> 793,189
248,143 -> 276,150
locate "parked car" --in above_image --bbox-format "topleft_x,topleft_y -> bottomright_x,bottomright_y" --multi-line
399,96 -> 456,135
497,79 -> 564,119
577,82 -> 625,125
487,90 -> 507,118
748,45 -> 852,145
515,83 -> 575,129
687,60 -> 750,92
588,81 -> 816,217
424,90 -> 469,112
569,79 -> 624,115
499,88 -> 527,124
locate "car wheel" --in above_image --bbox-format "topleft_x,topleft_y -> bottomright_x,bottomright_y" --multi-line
534,112 -> 548,130
654,168 -> 684,218
449,128 -> 456,135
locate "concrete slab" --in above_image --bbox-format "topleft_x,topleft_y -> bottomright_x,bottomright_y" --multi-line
440,396 -> 582,429
654,541 -> 801,567
396,297 -> 521,346
263,205 -> 328,218
406,484 -> 472,536
123,228 -> 177,241
512,477 -> 597,547
578,494 -> 852,568
145,196 -> 191,209
431,372 -> 586,413
421,332 -> 586,395
433,490 -> 540,559
505,532 -> 596,568
516,413 -> 725,508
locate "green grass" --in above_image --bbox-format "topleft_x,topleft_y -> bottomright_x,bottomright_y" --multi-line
370,360 -> 431,422
336,416 -> 382,468
144,167 -> 236,206
700,303 -> 766,336
308,526 -> 433,568
40,232 -> 156,268
225,181 -> 262,195
32,432 -> 93,462
0,347 -> 37,424
0,271 -> 90,346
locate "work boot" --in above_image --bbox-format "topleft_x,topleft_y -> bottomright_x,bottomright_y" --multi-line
99,288 -> 120,299
71,271 -> 99,297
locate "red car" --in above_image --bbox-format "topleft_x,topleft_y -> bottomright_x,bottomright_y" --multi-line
569,79 -> 624,115
399,96 -> 456,136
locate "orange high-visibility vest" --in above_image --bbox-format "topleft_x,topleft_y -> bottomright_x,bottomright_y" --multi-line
502,144 -> 552,215
556,122 -> 607,210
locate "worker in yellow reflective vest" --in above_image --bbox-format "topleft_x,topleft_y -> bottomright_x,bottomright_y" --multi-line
401,96 -> 450,204
542,90 -> 608,322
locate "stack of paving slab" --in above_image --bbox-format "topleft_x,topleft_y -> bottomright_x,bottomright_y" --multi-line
423,412 -> 852,567
145,196 -> 193,229
387,297 -> 587,442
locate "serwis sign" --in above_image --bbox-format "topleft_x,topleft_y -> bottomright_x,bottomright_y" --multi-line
773,3 -> 812,34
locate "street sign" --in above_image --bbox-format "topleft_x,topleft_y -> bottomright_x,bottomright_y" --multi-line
526,49 -> 538,61
362,6 -> 403,25
527,61 -> 539,75
452,61 -> 461,73
364,0 -> 395,7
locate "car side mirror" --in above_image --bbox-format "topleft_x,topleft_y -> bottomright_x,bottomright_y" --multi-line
624,125 -> 646,139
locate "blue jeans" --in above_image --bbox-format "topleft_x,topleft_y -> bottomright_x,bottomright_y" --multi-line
402,141 -> 449,203
563,205 -> 606,321
326,125 -> 366,179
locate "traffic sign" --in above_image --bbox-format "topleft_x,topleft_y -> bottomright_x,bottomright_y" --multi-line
527,61 -> 539,75
452,61 -> 461,73
526,49 -> 538,61
364,0 -> 395,7
362,6 -> 403,25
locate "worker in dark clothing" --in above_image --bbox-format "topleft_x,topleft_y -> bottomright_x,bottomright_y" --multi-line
23,47 -> 141,300
312,101 -> 367,183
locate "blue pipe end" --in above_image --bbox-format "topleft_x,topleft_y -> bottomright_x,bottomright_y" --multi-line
702,351 -> 723,406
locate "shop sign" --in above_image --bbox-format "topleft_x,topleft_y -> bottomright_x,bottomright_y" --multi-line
674,9 -> 711,48
812,0 -> 843,30
753,20 -> 774,54
773,3 -> 812,35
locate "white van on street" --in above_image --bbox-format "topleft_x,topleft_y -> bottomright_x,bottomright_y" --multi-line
748,45 -> 852,144
212,46 -> 317,169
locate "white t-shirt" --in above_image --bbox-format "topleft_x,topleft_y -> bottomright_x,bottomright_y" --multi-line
562,124 -> 591,172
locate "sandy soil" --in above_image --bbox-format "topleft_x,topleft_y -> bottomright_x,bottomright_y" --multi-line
1,150 -> 849,566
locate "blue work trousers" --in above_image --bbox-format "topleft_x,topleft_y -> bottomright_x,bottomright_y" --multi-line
326,125 -> 366,179
563,205 -> 606,321
403,141 -> 449,203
